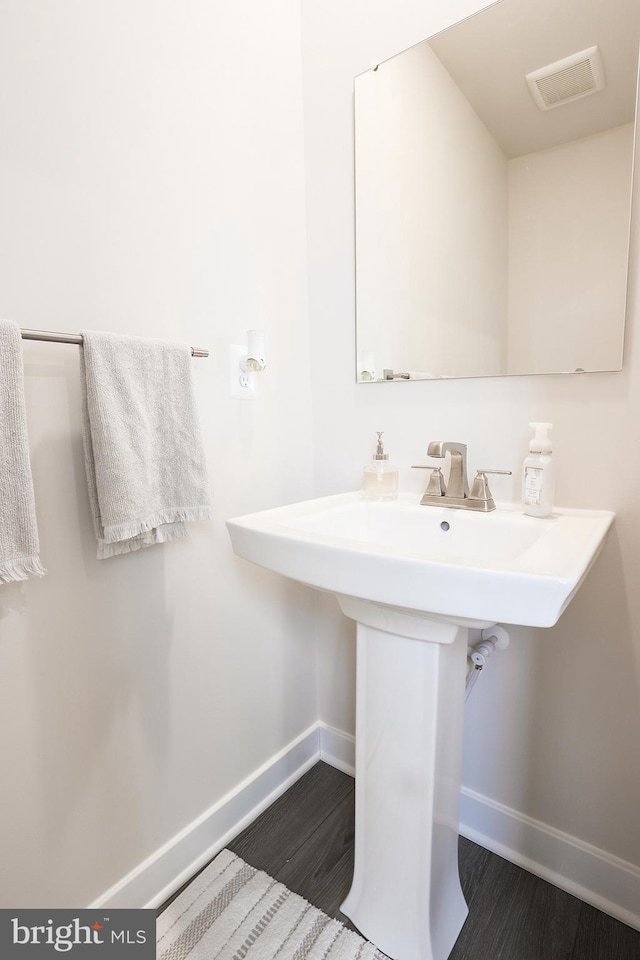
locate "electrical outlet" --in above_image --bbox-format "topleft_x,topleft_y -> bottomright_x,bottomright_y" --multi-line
229,344 -> 256,399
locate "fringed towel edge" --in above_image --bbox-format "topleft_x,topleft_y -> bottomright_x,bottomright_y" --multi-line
97,521 -> 190,559
0,556 -> 47,584
102,506 -> 213,545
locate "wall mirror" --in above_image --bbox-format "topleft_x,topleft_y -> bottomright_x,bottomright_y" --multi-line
354,0 -> 640,382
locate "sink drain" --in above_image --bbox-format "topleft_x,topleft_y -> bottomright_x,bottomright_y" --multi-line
440,521 -> 450,531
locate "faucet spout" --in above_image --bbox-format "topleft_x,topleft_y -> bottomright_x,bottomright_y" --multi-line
426,441 -> 469,498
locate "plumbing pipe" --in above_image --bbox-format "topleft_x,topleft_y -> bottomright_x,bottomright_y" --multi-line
465,625 -> 510,701
480,624 -> 510,651
465,665 -> 482,701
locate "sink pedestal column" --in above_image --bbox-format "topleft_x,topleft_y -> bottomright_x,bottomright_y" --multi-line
337,598 -> 469,960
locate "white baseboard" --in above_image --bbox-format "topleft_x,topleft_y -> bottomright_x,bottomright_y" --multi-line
87,723 -> 321,910
314,723 -> 640,933
318,721 -> 355,776
88,720 -> 640,934
459,787 -> 640,932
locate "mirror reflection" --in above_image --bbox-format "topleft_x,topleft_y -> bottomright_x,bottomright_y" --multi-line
354,0 -> 639,382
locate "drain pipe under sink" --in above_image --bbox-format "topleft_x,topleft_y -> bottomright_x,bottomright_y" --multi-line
466,625 -> 510,701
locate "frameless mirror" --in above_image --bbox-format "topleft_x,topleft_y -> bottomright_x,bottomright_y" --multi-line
354,0 -> 640,382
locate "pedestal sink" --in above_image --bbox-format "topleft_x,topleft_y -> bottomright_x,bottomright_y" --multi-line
226,493 -> 614,960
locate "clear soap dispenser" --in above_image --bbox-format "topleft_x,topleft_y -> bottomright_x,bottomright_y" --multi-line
362,431 -> 399,501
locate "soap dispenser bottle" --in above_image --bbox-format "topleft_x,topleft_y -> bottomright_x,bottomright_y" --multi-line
522,422 -> 554,518
362,431 -> 399,501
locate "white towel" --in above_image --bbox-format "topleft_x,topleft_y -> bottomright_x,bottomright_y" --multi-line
0,319 -> 46,583
80,330 -> 212,559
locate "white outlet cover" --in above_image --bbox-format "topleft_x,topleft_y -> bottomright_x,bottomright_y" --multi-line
229,344 -> 256,400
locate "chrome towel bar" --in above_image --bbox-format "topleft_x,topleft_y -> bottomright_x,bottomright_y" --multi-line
19,327 -> 209,358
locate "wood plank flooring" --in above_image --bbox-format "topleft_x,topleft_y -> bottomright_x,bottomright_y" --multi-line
167,761 -> 640,959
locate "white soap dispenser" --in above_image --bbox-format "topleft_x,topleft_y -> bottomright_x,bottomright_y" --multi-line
522,422 -> 554,518
362,431 -> 399,501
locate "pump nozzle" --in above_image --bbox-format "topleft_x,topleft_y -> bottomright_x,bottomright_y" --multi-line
529,422 -> 553,453
374,431 -> 389,461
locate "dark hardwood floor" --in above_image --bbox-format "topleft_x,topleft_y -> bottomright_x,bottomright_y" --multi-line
169,762 -> 640,959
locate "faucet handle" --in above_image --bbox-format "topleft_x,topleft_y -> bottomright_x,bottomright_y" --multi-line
411,465 -> 447,495
476,469 -> 512,477
426,466 -> 446,496
428,468 -> 447,496
469,469 -> 512,508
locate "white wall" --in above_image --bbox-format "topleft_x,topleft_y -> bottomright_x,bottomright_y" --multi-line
302,0 -> 640,917
0,0 -> 316,908
355,38 -> 508,378
508,124 -> 633,374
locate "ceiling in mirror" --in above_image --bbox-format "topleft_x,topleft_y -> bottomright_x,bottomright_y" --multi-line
354,0 -> 640,382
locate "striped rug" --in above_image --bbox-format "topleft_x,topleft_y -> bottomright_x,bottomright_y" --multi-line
157,849 -> 387,960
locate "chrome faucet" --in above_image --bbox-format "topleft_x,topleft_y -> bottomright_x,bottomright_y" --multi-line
413,441 -> 511,512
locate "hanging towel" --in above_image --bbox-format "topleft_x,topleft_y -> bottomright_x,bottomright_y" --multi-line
80,330 -> 212,559
0,319 -> 46,583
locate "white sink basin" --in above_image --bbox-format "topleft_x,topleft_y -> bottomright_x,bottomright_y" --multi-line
226,492 -> 614,628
